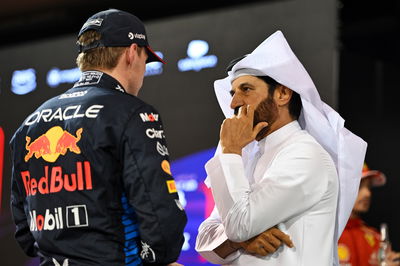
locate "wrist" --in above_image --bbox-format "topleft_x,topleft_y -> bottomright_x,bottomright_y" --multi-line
221,147 -> 242,155
228,240 -> 242,251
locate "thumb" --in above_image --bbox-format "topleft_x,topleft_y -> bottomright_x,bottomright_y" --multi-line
253,122 -> 268,137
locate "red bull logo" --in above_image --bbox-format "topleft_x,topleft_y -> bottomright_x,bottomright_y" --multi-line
25,126 -> 83,162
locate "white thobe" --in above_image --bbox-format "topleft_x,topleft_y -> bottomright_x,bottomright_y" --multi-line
196,121 -> 339,265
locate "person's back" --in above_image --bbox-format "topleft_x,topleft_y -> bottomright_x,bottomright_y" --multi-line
10,9 -> 187,266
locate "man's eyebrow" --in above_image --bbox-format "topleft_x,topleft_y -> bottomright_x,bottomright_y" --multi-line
230,82 -> 253,96
238,82 -> 253,88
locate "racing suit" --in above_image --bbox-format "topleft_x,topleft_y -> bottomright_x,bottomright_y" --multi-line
10,70 -> 187,265
338,218 -> 380,265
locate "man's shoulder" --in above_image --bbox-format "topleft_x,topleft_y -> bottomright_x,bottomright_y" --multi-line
16,86 -> 157,132
53,86 -> 156,114
360,222 -> 380,236
278,130 -> 337,172
283,129 -> 327,154
62,86 -> 144,105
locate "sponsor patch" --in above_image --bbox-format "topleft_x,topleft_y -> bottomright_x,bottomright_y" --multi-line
139,112 -> 159,122
29,204 -> 89,232
364,232 -> 376,247
128,32 -> 146,40
82,18 -> 103,28
175,199 -> 184,211
161,160 -> 171,175
59,90 -> 87,99
156,142 -> 169,156
25,127 -> 83,162
338,244 -> 350,261
115,85 -> 124,93
52,258 -> 69,266
21,161 -> 93,197
74,71 -> 103,87
146,128 -> 164,139
167,180 -> 177,193
66,205 -> 89,228
24,104 -> 103,125
140,241 -> 156,262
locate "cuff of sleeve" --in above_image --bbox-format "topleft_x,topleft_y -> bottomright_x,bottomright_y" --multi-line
196,216 -> 241,264
199,249 -> 241,265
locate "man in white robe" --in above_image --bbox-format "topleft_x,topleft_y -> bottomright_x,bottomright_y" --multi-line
195,31 -> 367,265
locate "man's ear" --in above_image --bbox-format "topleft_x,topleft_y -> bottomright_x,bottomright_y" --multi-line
274,85 -> 293,106
125,43 -> 139,65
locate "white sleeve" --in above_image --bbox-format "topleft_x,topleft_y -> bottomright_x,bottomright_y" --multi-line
206,142 -> 331,242
195,206 -> 241,264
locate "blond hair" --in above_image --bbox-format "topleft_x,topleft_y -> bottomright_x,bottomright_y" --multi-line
76,30 -> 127,71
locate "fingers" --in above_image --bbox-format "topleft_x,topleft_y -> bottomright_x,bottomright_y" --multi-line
270,228 -> 294,248
241,228 -> 294,258
252,122 -> 268,138
237,105 -> 247,117
387,251 -> 400,265
260,231 -> 281,248
237,105 -> 268,137
237,104 -> 254,117
246,237 -> 277,256
246,104 -> 254,118
246,240 -> 268,256
257,237 -> 278,254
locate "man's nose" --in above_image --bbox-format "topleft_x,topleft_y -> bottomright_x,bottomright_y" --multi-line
360,186 -> 372,198
230,94 -> 244,110
365,187 -> 372,197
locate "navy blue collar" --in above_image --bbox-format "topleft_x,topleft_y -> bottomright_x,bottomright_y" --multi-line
74,70 -> 126,93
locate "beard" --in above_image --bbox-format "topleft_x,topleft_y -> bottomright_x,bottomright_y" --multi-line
253,96 -> 279,141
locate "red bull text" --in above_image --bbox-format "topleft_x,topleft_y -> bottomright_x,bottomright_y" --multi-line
20,161 -> 92,196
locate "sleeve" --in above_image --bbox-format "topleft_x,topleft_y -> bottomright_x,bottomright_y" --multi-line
206,142 -> 331,242
195,206 -> 241,264
121,105 -> 187,265
9,135 -> 38,257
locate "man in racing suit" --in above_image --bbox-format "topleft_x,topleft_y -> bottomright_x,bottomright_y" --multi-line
10,9 -> 187,266
338,163 -> 400,265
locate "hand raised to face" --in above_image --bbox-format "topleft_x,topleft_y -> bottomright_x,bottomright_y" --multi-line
220,105 -> 268,155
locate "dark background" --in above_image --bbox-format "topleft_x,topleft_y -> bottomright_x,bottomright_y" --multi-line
0,0 -> 399,264
337,0 -> 400,249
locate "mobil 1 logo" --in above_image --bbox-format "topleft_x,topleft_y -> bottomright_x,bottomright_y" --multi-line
66,205 -> 88,228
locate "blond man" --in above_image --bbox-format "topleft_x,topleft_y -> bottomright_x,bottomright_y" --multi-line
10,9 -> 186,266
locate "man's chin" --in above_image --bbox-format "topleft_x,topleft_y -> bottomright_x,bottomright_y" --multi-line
353,208 -> 369,216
